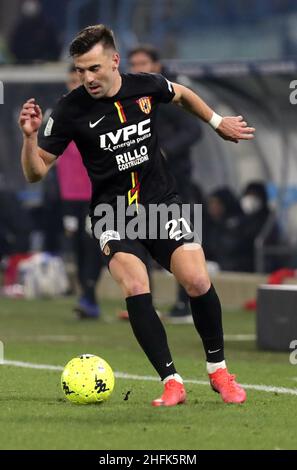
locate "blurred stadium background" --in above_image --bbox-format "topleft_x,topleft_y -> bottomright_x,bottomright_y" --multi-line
0,0 -> 297,450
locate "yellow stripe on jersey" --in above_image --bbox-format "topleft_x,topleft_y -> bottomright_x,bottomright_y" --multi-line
128,171 -> 139,210
114,101 -> 127,123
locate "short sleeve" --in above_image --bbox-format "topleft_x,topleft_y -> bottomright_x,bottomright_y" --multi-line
149,73 -> 175,103
39,99 -> 72,157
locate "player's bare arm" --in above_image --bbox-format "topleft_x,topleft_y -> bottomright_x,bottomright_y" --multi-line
19,98 -> 56,182
172,82 -> 255,143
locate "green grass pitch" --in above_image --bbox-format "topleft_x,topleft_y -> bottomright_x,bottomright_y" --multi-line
0,296 -> 296,450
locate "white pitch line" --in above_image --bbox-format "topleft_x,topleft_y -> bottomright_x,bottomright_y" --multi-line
7,334 -> 256,343
3,360 -> 63,371
2,359 -> 297,397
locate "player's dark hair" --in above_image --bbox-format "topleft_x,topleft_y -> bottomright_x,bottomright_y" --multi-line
127,45 -> 160,63
69,24 -> 117,57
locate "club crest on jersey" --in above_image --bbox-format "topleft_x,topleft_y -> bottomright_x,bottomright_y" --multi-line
136,96 -> 152,115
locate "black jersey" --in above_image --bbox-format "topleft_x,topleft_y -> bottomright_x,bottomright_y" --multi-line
39,72 -> 178,211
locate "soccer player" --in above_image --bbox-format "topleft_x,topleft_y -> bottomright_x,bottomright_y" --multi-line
19,25 -> 255,406
127,44 -> 202,322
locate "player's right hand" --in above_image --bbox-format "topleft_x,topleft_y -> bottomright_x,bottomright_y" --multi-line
19,98 -> 43,137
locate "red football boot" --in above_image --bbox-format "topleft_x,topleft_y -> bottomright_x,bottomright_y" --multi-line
209,368 -> 246,403
152,379 -> 186,407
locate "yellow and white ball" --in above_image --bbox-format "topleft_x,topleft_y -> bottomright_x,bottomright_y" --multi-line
61,354 -> 115,404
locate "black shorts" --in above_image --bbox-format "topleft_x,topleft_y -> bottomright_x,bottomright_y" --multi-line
91,195 -> 201,272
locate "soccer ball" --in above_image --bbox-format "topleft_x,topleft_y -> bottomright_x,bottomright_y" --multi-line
61,354 -> 115,404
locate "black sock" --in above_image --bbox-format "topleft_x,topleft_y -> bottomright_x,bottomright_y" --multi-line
126,293 -> 176,380
190,284 -> 225,363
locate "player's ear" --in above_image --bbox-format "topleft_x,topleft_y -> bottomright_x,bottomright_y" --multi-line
111,52 -> 120,70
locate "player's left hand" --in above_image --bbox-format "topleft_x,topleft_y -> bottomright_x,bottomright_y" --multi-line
216,116 -> 255,143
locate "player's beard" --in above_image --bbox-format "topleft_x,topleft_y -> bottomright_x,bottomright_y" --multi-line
85,72 -> 120,99
86,83 -> 104,98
